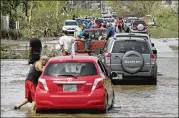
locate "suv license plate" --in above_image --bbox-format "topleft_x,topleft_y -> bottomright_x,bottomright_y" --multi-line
63,85 -> 77,92
113,74 -> 123,80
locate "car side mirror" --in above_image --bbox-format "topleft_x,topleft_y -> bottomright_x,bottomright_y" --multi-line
152,50 -> 157,55
151,43 -> 155,47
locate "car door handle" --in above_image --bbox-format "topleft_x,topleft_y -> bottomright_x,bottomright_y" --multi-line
115,56 -> 119,57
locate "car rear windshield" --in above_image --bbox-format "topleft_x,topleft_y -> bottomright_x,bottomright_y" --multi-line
65,21 -> 77,26
44,62 -> 98,77
133,20 -> 146,25
127,19 -> 137,23
112,40 -> 150,54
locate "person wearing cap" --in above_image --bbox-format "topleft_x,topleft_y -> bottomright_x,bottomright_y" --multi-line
28,31 -> 42,66
14,56 -> 49,112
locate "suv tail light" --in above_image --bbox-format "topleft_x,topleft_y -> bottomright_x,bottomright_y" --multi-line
151,54 -> 156,64
105,53 -> 111,69
38,78 -> 48,91
91,78 -> 103,91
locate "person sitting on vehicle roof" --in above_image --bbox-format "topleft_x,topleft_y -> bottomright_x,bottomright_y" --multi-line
105,23 -> 115,41
102,21 -> 107,28
94,18 -> 101,28
84,19 -> 92,29
74,24 -> 85,40
83,32 -> 91,52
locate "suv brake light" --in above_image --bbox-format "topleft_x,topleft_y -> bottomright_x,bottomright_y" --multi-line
92,78 -> 103,91
38,78 -> 48,91
151,54 -> 156,64
105,53 -> 111,69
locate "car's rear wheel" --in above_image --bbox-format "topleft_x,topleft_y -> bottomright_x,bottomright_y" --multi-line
148,67 -> 157,85
151,70 -> 157,85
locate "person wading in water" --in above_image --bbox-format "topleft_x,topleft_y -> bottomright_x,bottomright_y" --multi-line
14,56 -> 49,112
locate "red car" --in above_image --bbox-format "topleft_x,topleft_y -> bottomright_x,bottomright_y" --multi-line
75,28 -> 107,53
35,56 -> 115,113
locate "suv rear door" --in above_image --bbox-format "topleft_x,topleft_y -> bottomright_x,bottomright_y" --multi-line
110,38 -> 151,72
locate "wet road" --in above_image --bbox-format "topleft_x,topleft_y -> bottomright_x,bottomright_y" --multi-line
1,39 -> 178,117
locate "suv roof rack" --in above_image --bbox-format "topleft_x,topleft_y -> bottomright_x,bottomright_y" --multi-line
114,33 -> 148,40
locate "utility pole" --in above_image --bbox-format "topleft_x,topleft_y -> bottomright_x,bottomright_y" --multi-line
101,0 -> 103,13
56,1 -> 59,19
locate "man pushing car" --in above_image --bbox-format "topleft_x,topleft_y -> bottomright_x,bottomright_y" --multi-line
14,56 -> 49,112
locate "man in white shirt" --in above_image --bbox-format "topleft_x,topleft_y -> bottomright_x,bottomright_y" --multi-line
59,31 -> 76,56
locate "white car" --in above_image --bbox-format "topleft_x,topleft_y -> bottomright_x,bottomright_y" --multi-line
62,20 -> 78,35
123,17 -> 139,32
102,14 -> 113,19
105,18 -> 116,28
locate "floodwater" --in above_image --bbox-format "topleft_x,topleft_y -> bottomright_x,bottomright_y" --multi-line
1,39 -> 178,117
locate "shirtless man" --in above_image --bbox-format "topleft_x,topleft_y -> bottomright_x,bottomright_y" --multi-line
14,56 -> 49,112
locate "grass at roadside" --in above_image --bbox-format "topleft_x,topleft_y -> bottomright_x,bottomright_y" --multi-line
169,45 -> 178,50
148,27 -> 178,38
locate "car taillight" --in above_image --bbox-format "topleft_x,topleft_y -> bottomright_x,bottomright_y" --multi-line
38,78 -> 48,91
105,53 -> 111,69
92,78 -> 103,91
151,54 -> 156,64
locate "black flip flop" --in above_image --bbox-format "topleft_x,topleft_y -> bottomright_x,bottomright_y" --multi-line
14,106 -> 20,110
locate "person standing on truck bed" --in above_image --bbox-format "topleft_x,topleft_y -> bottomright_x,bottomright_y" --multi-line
28,32 -> 42,66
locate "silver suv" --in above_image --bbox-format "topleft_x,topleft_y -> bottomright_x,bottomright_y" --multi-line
100,33 -> 157,85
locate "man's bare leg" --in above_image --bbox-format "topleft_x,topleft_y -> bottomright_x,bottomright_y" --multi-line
14,98 -> 28,109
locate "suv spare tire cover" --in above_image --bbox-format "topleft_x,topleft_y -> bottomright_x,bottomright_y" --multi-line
122,50 -> 144,74
137,24 -> 144,31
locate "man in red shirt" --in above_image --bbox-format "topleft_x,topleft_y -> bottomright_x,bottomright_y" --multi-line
117,17 -> 122,33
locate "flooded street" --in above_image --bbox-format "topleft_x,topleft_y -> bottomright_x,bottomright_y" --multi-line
1,39 -> 178,117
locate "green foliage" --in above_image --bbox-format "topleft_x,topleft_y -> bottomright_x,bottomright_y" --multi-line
110,1 -> 178,38
148,27 -> 178,38
2,1 -> 101,39
152,7 -> 178,31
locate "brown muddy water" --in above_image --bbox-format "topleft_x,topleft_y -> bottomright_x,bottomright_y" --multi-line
1,40 -> 178,117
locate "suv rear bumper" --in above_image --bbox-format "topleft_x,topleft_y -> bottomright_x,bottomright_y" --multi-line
109,65 -> 157,78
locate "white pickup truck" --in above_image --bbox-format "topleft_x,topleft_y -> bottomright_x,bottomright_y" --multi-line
62,20 -> 78,35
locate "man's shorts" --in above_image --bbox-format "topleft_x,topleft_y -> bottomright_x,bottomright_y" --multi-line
25,80 -> 36,102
